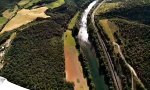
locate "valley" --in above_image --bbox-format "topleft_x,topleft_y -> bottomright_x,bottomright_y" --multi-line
0,0 -> 149,90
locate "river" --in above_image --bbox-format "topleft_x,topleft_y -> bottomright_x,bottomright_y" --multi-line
78,0 -> 108,90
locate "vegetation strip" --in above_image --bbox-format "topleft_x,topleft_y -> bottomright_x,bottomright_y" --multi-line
64,12 -> 89,90
46,0 -> 65,9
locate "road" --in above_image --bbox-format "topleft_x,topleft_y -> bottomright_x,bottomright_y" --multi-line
91,0 -> 122,90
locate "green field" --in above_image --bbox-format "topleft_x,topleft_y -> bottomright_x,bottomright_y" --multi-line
18,0 -> 31,7
68,12 -> 79,30
0,17 -> 7,25
23,0 -> 42,8
64,11 -> 79,46
64,31 -> 76,46
46,0 -> 65,9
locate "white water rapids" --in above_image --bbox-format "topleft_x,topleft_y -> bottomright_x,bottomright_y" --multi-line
77,0 -> 145,89
78,0 -> 98,42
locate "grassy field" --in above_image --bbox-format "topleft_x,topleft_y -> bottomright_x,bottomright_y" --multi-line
64,30 -> 88,90
46,0 -> 65,9
64,12 -> 88,90
64,31 -> 76,46
0,7 -> 50,35
23,0 -> 42,8
95,2 -> 123,15
0,17 -> 7,26
68,12 -> 79,30
99,19 -> 118,42
99,19 -> 120,54
18,0 -> 31,7
18,0 -> 65,9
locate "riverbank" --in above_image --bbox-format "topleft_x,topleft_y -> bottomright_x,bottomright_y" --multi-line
77,0 -> 108,90
64,12 -> 88,90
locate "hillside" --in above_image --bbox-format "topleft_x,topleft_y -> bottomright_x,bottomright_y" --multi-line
0,0 -> 149,90
95,0 -> 150,89
0,0 -> 93,90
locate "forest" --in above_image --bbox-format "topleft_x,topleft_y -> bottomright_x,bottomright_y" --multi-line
0,0 -> 149,90
0,0 -> 20,14
113,19 -> 150,89
0,20 -> 74,90
95,1 -> 150,89
0,0 -> 97,89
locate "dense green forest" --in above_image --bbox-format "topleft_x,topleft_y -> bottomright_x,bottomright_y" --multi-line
0,0 -> 20,14
0,0 -> 149,90
113,19 -> 150,89
0,20 -> 74,90
95,1 -> 150,89
0,0 -> 96,89
98,4 -> 150,25
78,51 -> 96,90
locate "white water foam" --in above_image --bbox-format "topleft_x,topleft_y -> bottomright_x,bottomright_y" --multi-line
78,0 -> 98,42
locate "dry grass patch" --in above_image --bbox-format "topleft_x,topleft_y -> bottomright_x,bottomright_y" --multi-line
99,19 -> 118,42
100,19 -> 119,53
0,7 -> 50,35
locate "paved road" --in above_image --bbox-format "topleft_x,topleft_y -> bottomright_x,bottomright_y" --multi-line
91,0 -> 122,90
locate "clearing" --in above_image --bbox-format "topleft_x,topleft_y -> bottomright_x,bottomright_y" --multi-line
64,12 -> 88,90
0,7 -> 50,35
99,19 -> 118,42
68,12 -> 80,30
99,19 -> 119,54
46,0 -> 65,9
64,30 -> 88,90
95,2 -> 123,15
0,17 -> 7,26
